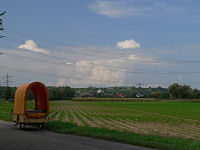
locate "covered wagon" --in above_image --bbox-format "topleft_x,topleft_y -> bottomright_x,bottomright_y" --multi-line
11,81 -> 50,129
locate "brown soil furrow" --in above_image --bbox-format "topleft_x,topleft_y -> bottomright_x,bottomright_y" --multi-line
69,107 -> 84,126
93,111 -> 150,134
79,106 -> 127,131
124,112 -> 200,127
102,111 -> 200,137
97,111 -> 200,140
96,112 -> 199,140
124,109 -> 200,123
80,106 -> 200,140
123,119 -> 200,140
52,110 -> 61,121
83,105 -> 200,124
63,108 -> 69,122
77,107 -> 106,128
78,107 -> 118,130
63,104 -> 200,140
90,109 -> 200,137
80,106 -> 149,134
72,107 -> 99,128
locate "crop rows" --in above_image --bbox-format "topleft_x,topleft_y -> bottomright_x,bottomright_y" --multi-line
49,101 -> 200,140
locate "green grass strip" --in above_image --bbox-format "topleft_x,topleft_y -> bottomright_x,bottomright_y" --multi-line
49,109 -> 60,120
45,121 -> 200,150
72,109 -> 88,126
58,109 -> 65,121
0,101 -> 13,121
67,109 -> 74,124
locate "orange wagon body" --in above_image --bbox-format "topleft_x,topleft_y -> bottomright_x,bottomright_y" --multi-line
12,82 -> 49,127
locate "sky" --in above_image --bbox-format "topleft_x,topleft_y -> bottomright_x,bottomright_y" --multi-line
0,0 -> 200,88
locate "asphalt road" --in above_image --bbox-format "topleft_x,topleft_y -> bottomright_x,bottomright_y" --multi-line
0,120 -> 156,150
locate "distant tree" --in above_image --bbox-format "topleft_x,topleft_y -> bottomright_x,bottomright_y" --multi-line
48,86 -> 75,100
189,88 -> 200,99
5,87 -> 11,100
168,83 -> 180,98
27,90 -> 34,100
180,85 -> 192,98
168,83 -> 192,98
152,91 -> 169,99
0,11 -> 6,38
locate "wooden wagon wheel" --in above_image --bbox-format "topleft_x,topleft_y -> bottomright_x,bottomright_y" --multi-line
9,109 -> 17,127
9,109 -> 13,121
16,115 -> 22,130
17,123 -> 22,130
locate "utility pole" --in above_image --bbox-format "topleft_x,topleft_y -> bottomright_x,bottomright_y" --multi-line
2,73 -> 13,100
2,73 -> 13,87
136,82 -> 144,88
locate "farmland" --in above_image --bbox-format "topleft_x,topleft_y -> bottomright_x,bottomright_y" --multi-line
1,99 -> 200,149
49,101 -> 200,141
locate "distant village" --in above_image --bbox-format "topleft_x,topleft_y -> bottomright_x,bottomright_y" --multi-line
74,86 -> 168,98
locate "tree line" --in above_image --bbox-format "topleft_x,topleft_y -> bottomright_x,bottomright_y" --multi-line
152,83 -> 200,99
0,83 -> 200,100
0,86 -> 75,100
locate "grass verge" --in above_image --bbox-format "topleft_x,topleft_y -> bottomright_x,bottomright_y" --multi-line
45,121 -> 200,150
0,100 -> 13,121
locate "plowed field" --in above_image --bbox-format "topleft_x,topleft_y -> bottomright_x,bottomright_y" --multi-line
49,101 -> 200,140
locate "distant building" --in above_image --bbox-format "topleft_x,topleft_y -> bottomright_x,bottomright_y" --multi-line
136,93 -> 144,98
97,88 -> 102,93
116,93 -> 125,98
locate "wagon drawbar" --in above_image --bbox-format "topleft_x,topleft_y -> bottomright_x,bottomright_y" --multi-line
10,81 -> 50,129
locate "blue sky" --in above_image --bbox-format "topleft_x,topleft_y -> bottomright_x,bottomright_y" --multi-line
0,0 -> 200,88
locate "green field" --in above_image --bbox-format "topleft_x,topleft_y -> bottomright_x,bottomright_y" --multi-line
0,100 -> 13,121
1,100 -> 200,140
1,100 -> 200,149
72,97 -> 160,102
49,101 -> 200,141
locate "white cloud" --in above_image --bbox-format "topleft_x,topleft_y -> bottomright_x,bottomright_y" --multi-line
89,66 -> 125,85
1,45 -> 170,88
128,55 -> 139,60
69,58 -> 127,86
66,62 -> 73,65
117,39 -> 140,49
18,40 -> 50,54
75,60 -> 92,71
127,54 -> 164,65
89,0 -> 198,22
128,54 -> 152,61
89,0 -> 146,18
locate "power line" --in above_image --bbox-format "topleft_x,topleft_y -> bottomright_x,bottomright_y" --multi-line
2,46 -> 200,76
7,51 -> 200,74
1,64 -> 200,87
2,28 -> 200,87
1,73 -> 13,87
5,29 -> 200,65
0,64 -> 136,86
136,82 -> 144,88
0,43 -> 75,63
3,34 -> 200,67
5,28 -> 84,47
